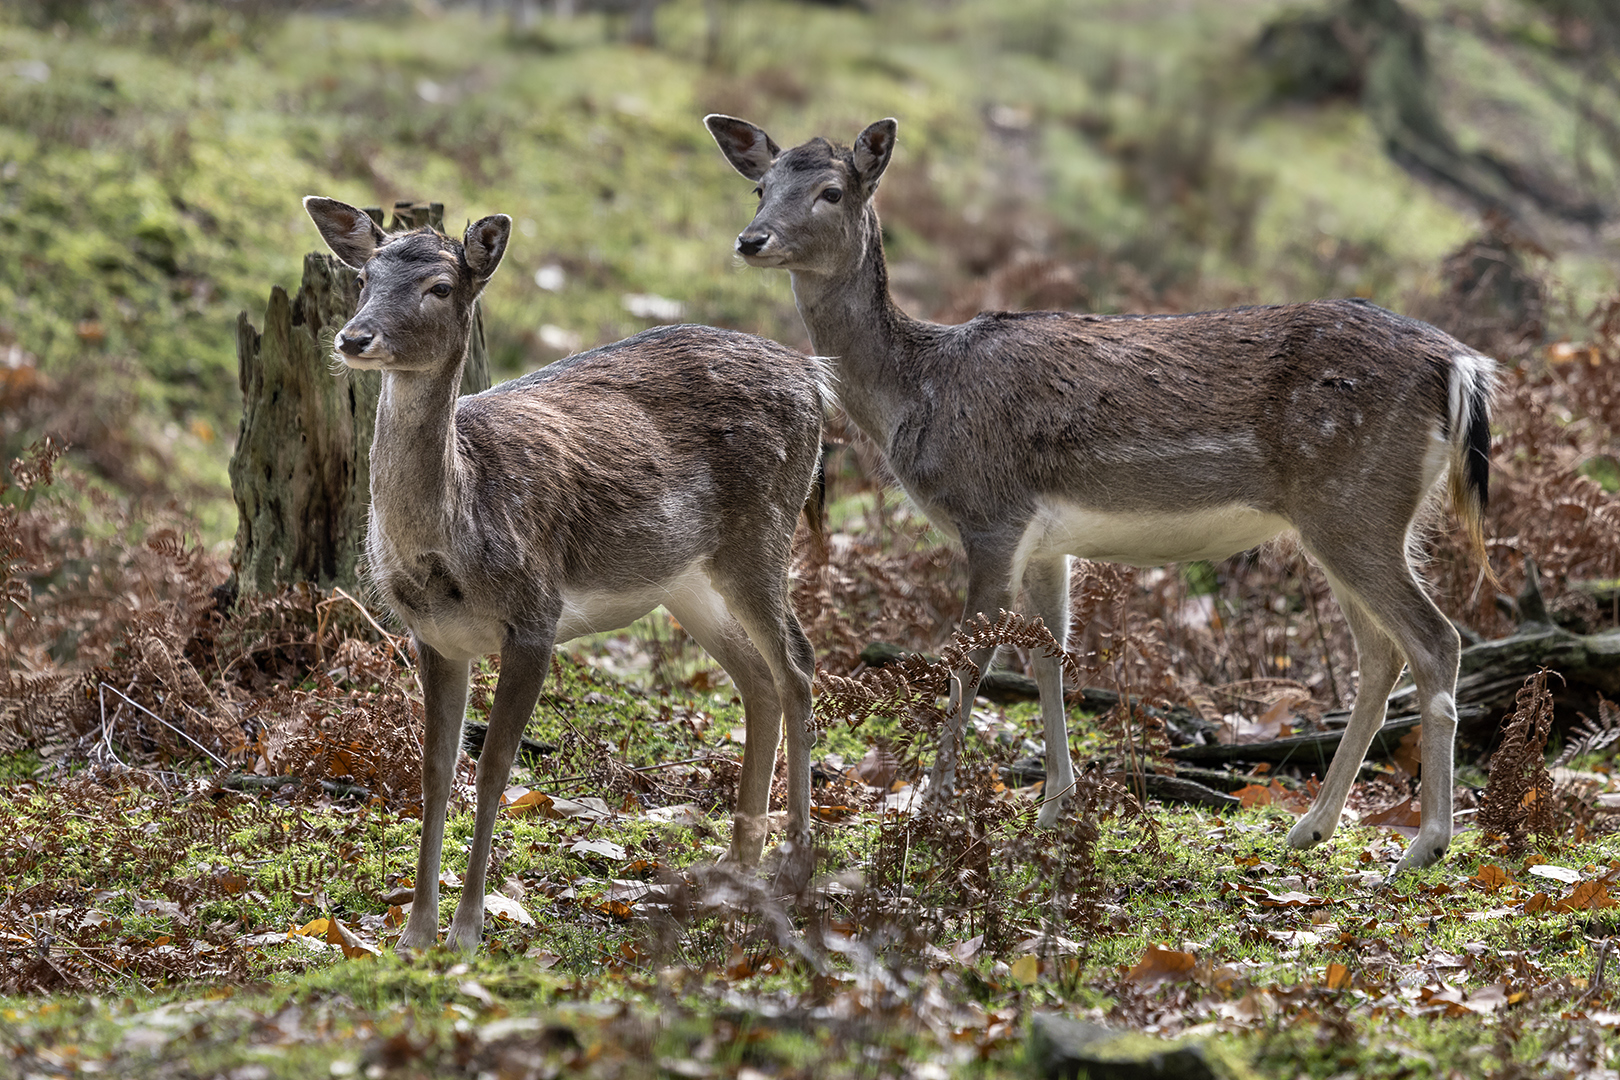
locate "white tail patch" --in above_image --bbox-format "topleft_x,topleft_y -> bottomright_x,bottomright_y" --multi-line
1448,349 -> 1494,438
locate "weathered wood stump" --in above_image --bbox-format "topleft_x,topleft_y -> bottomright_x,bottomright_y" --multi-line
226,201 -> 492,598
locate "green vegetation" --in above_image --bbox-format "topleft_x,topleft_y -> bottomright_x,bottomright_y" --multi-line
4,0 -> 1615,546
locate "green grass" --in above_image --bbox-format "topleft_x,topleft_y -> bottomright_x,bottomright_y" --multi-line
9,709 -> 1620,1078
6,1 -> 1620,1074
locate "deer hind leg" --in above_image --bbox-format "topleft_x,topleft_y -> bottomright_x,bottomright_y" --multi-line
445,635 -> 552,954
1297,537 -> 1462,874
399,640 -> 472,954
667,573 -> 810,868
1285,584 -> 1404,855
1365,574 -> 1460,875
1022,553 -> 1074,828
930,543 -> 1016,806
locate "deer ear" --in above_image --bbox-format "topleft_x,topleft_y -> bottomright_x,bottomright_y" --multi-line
852,118 -> 897,195
304,196 -> 384,270
705,114 -> 780,182
463,214 -> 511,282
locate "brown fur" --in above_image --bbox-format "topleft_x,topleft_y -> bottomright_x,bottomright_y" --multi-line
706,114 -> 1495,877
305,196 -> 825,954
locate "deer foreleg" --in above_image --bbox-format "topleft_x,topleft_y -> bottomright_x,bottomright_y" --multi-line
929,550 -> 1013,806
445,636 -> 551,954
398,641 -> 471,954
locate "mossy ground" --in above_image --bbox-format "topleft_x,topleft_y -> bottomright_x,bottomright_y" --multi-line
5,0 -> 1615,548
6,643 -> 1620,1076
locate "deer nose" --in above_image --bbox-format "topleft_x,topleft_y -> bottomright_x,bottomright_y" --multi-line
736,233 -> 770,257
336,330 -> 373,356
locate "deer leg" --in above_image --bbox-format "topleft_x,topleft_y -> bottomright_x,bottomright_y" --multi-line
930,548 -> 1014,806
1297,539 -> 1462,874
444,635 -> 552,954
1360,578 -> 1461,876
1286,583 -> 1404,854
667,582 -> 802,867
398,640 -> 471,954
1022,554 -> 1074,828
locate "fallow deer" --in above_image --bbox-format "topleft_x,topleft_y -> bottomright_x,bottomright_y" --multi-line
704,115 -> 1494,876
304,196 -> 825,952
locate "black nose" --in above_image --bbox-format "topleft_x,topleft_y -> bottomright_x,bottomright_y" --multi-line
337,331 -> 373,356
737,233 -> 769,257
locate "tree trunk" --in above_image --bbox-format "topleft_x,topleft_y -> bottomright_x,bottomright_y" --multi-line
226,201 -> 491,598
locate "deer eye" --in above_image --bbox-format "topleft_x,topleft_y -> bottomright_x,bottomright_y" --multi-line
429,282 -> 453,298
821,188 -> 842,204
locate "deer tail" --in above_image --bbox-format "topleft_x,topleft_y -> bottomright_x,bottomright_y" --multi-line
1446,349 -> 1498,591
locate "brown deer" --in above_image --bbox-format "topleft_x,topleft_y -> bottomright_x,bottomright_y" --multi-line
304,196 -> 825,953
704,115 -> 1494,877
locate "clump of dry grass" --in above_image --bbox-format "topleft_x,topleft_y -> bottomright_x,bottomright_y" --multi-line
1,439 -> 427,806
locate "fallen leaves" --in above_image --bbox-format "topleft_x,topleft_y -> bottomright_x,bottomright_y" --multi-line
286,916 -> 381,959
1228,778 -> 1313,813
484,894 -> 536,927
1125,946 -> 1198,987
1361,797 -> 1423,834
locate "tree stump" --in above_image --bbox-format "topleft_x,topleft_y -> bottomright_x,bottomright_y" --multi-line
226,200 -> 492,598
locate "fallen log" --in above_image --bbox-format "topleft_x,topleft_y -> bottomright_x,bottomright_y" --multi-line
218,774 -> 371,801
1169,714 -> 1425,769
461,721 -> 558,765
860,566 -> 1619,762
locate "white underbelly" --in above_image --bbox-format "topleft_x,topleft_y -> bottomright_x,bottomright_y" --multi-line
406,561 -> 714,661
411,615 -> 506,663
1015,499 -> 1290,570
552,560 -> 712,643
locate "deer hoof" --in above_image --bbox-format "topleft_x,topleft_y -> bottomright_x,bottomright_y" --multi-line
1286,816 -> 1332,850
1389,827 -> 1451,877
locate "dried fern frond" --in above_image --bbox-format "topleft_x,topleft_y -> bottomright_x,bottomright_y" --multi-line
813,610 -> 1072,733
1554,696 -> 1620,768
1478,668 -> 1560,852
938,609 -> 1084,687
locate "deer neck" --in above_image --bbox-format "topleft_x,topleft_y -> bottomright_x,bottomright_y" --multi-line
369,357 -> 467,558
788,207 -> 918,446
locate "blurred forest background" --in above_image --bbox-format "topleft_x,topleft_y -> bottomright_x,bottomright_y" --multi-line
3,0 -> 1619,738
3,0 -> 1616,543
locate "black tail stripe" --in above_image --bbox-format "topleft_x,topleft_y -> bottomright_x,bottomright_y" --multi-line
1467,380 -> 1491,510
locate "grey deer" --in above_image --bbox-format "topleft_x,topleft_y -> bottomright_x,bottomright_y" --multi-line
304,196 -> 825,953
704,115 -> 1494,876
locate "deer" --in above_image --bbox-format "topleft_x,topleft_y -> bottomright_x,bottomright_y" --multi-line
704,115 -> 1495,877
303,196 -> 825,953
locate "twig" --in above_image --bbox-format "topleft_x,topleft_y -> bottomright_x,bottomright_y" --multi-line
99,683 -> 230,768
545,754 -> 740,788
96,683 -> 128,770
1584,938 -> 1612,1002
332,586 -> 413,668
1301,552 -> 1345,708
